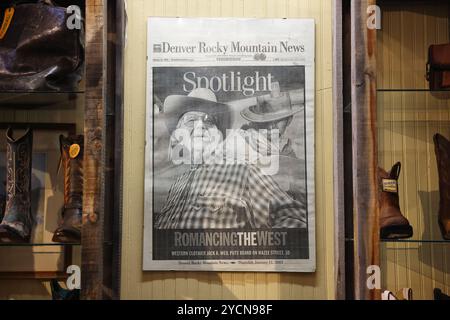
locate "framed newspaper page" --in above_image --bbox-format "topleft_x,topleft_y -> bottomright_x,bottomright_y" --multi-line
144,18 -> 315,272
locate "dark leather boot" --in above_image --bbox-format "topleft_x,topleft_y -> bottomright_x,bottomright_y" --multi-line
434,288 -> 450,300
433,134 -> 450,240
378,162 -> 413,239
50,279 -> 80,300
0,195 -> 5,222
0,128 -> 33,243
52,135 -> 83,243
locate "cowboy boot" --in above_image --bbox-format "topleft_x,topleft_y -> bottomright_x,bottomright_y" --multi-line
434,288 -> 450,300
52,135 -> 83,243
396,288 -> 413,300
0,128 -> 33,243
0,179 -> 6,221
378,162 -> 413,239
50,280 -> 80,301
50,279 -> 80,300
433,134 -> 450,240
381,290 -> 398,300
0,195 -> 5,222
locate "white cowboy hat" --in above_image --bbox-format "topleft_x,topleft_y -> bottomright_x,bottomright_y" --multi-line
163,88 -> 231,136
241,92 -> 302,123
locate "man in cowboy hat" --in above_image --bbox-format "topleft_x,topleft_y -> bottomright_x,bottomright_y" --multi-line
240,82 -> 302,158
223,83 -> 306,204
165,88 -> 230,165
155,88 -> 306,230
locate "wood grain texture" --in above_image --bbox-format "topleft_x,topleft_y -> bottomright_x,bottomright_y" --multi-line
333,0 -> 345,300
351,0 -> 380,300
377,1 -> 450,300
82,0 -> 106,300
121,0 -> 335,300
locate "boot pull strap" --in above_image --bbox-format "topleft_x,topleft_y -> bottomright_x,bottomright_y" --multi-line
57,156 -> 62,175
57,135 -> 65,175
390,162 -> 401,180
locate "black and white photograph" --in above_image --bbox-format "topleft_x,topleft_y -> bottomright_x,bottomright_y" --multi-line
144,18 -> 315,272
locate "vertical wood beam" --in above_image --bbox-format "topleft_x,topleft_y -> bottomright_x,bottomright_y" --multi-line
351,0 -> 380,300
342,0 -> 355,300
333,0 -> 346,300
82,0 -> 106,300
112,0 -> 126,299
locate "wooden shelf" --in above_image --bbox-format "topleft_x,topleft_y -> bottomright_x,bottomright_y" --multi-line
0,92 -> 84,109
0,271 -> 69,280
0,243 -> 80,247
381,239 -> 449,244
378,89 -> 450,92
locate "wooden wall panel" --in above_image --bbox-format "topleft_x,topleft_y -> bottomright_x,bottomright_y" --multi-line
377,1 -> 450,300
121,0 -> 335,300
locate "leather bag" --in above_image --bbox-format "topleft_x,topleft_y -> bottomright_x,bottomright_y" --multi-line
427,43 -> 450,90
0,0 -> 84,91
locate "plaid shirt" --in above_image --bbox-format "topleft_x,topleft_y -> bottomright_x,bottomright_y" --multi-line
155,164 -> 306,229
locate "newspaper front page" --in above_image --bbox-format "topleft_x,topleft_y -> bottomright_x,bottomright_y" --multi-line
144,18 -> 315,272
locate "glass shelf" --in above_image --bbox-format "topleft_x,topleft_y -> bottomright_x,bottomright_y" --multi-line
0,90 -> 85,93
378,88 -> 450,92
0,243 -> 81,247
347,238 -> 449,244
381,239 -> 449,244
0,91 -> 85,109
377,90 -> 450,99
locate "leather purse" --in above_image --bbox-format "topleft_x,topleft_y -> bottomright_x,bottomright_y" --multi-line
427,43 -> 450,91
0,0 -> 84,92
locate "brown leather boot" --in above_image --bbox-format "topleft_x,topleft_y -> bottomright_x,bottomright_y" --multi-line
52,135 -> 84,243
378,162 -> 413,239
433,134 -> 450,240
0,128 -> 33,243
0,195 -> 5,222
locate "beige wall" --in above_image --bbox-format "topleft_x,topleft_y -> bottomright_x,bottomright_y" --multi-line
121,0 -> 335,300
378,2 -> 450,299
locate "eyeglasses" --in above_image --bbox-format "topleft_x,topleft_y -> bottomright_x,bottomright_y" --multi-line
177,111 -> 218,130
